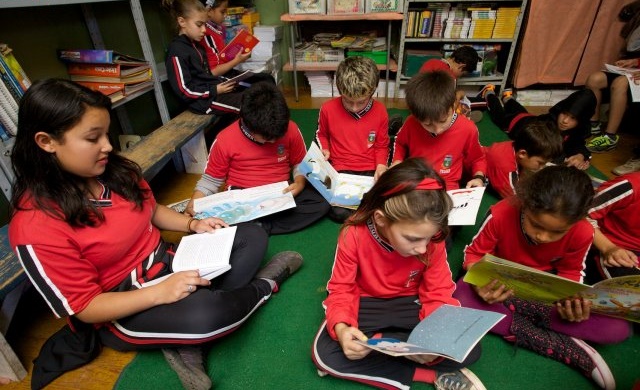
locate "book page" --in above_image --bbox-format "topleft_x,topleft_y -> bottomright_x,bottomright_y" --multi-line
588,275 -> 640,323
193,181 -> 295,225
172,226 -> 237,277
604,64 -> 640,102
297,143 -> 340,204
332,173 -> 374,209
447,187 -> 486,225
221,70 -> 255,84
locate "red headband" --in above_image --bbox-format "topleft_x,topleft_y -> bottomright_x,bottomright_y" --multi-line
382,178 -> 442,197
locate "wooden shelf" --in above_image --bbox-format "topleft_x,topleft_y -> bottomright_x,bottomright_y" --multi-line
280,12 -> 404,22
284,58 -> 398,72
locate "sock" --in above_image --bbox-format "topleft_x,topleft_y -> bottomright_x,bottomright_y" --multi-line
259,278 -> 277,291
605,133 -> 617,140
413,367 -> 437,384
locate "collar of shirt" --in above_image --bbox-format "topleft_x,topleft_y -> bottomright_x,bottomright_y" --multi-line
343,98 -> 374,120
366,217 -> 394,252
519,211 -> 537,245
240,120 -> 264,145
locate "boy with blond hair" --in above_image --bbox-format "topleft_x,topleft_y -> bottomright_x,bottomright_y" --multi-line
315,56 -> 390,222
391,70 -> 486,191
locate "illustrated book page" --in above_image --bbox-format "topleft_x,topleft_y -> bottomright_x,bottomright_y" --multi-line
356,305 -> 504,362
193,181 -> 296,225
447,187 -> 486,226
604,63 -> 640,102
297,142 -> 373,209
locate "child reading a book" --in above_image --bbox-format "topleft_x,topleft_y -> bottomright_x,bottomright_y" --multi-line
312,158 -> 486,390
454,166 -> 632,390
484,119 -> 563,199
184,82 -> 330,235
482,87 -> 595,170
8,79 -> 304,390
200,0 -> 274,85
390,70 -> 487,191
587,172 -> 640,281
314,56 -> 390,222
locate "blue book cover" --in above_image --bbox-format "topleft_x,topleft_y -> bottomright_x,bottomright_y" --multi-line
0,56 -> 23,99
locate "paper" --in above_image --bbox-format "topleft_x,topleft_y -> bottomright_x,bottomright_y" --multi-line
447,187 -> 486,225
604,63 -> 640,102
221,69 -> 256,84
356,305 -> 504,362
298,143 -> 374,209
193,181 -> 296,225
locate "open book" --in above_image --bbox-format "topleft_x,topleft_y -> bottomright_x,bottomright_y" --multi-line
464,254 -> 640,322
447,187 -> 486,226
356,305 -> 504,362
192,181 -> 296,225
141,226 -> 237,287
604,63 -> 640,102
298,143 -> 374,209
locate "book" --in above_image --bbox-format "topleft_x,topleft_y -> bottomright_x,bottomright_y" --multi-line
58,49 -> 147,65
77,79 -> 153,98
69,68 -> 152,85
219,30 -> 260,61
464,254 -> 640,322
355,305 -> 504,362
0,44 -> 31,92
192,181 -> 296,225
67,63 -> 150,78
604,63 -> 640,102
0,55 -> 24,100
297,142 -> 374,209
220,68 -> 261,84
141,226 -> 237,288
447,187 -> 486,226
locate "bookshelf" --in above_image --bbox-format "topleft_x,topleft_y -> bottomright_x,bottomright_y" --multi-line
280,12 -> 404,101
395,0 -> 528,97
0,0 -> 170,200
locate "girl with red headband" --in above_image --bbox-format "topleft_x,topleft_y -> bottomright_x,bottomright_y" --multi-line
312,158 -> 486,390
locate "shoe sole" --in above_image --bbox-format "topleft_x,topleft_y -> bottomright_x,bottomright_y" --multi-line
570,337 -> 615,390
587,145 -> 617,153
460,368 -> 487,390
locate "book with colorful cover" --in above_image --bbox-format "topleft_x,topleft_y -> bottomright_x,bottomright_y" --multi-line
0,55 -> 24,100
0,44 -> 31,93
69,68 -> 152,85
77,79 -> 153,97
58,49 -> 147,65
298,142 -> 374,209
464,254 -> 640,322
356,305 -> 504,362
67,63 -> 150,78
219,30 -> 260,61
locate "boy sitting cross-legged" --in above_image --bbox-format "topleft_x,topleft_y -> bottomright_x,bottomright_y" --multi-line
184,82 -> 330,234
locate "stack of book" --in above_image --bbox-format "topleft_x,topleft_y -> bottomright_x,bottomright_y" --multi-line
492,7 -> 521,39
468,8 -> 496,39
58,49 -> 153,104
236,25 -> 282,84
0,43 -> 31,140
305,71 -> 337,97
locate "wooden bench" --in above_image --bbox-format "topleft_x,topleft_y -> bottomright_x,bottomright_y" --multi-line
121,110 -> 219,180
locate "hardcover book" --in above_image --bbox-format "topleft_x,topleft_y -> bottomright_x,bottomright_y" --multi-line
69,68 -> 152,85
67,63 -> 150,78
219,30 -> 260,61
58,49 -> 147,66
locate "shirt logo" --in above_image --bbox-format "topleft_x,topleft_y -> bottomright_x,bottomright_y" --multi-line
442,154 -> 453,168
277,144 -> 285,155
367,131 -> 376,148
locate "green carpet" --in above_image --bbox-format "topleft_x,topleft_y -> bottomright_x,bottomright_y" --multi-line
115,109 -> 639,390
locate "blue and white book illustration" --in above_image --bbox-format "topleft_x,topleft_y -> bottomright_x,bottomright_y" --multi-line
357,305 -> 504,362
192,181 -> 296,225
447,186 -> 485,226
298,143 -> 374,209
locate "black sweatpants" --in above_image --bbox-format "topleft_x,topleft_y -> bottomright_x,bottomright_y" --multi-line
486,93 -> 529,133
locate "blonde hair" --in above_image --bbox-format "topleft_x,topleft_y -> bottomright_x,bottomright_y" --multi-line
335,56 -> 380,99
162,0 -> 205,30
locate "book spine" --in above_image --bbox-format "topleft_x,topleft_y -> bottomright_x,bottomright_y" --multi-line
67,63 -> 121,77
0,55 -> 23,99
0,74 -> 19,116
75,81 -> 125,95
0,50 -> 31,91
0,121 -> 11,142
58,49 -> 114,64
0,103 -> 17,136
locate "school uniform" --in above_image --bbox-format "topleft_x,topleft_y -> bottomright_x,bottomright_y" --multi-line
9,180 -> 273,350
483,141 -> 519,199
203,120 -> 329,235
312,220 -> 479,389
391,114 -> 486,190
201,21 -> 227,70
419,58 -> 455,78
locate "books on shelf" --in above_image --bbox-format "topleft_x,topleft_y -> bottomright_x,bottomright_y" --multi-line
298,142 -> 374,209
219,30 -> 260,61
67,63 -> 151,78
0,43 -> 31,138
464,254 -> 640,323
191,181 -> 296,225
58,49 -> 147,65
0,44 -> 31,94
77,80 -> 154,100
447,186 -> 485,226
69,68 -> 152,85
355,305 -> 504,362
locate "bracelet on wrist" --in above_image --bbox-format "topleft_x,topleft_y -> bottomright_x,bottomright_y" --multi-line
187,217 -> 196,233
472,174 -> 488,185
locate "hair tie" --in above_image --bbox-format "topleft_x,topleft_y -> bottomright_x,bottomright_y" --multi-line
382,178 -> 442,197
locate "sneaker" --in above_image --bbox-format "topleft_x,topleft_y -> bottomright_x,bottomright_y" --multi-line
162,347 -> 212,390
476,84 -> 495,99
587,133 -> 619,153
388,114 -> 404,137
612,157 -> 640,175
435,368 -> 487,390
255,251 -> 303,291
570,337 -> 615,390
590,121 -> 602,135
501,88 -> 514,101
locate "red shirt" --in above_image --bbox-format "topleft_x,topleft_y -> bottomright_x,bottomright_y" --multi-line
9,181 -> 160,317
205,120 -> 307,188
588,172 -> 640,252
324,221 -> 458,340
201,21 -> 228,71
315,97 -> 389,171
463,199 -> 593,282
419,58 -> 455,78
484,141 -> 519,199
391,114 -> 486,190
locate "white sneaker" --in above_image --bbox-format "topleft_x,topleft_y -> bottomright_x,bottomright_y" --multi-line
570,337 -> 616,390
612,157 -> 640,175
435,368 -> 486,390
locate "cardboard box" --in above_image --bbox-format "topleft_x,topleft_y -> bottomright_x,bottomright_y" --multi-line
288,0 -> 326,14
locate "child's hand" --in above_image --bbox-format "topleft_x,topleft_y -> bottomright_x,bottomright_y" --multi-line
564,154 -> 590,170
473,279 -> 513,304
374,164 -> 388,181
233,51 -> 251,64
184,199 -> 196,216
284,179 -> 305,197
193,217 -> 228,232
614,58 -> 638,68
602,246 -> 639,268
335,323 -> 371,360
156,270 -> 211,304
322,149 -> 330,160
556,296 -> 591,322
216,81 -> 236,94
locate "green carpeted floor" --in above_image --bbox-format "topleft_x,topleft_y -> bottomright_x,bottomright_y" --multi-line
115,109 -> 639,390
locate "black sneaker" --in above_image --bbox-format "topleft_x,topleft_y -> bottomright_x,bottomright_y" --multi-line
388,114 -> 404,137
255,251 -> 303,291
